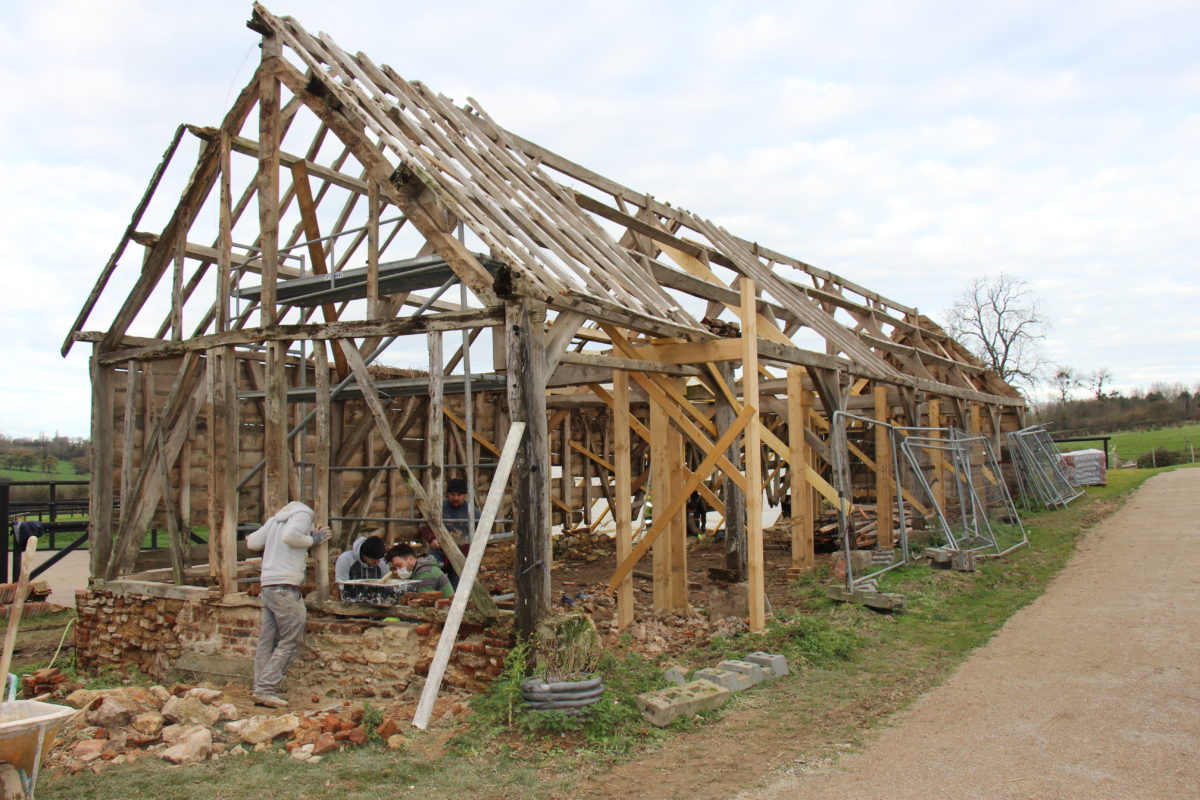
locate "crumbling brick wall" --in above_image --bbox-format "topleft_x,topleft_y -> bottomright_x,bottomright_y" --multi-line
74,589 -> 510,698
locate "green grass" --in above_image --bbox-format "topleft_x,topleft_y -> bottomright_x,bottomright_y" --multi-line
1056,422 -> 1200,462
0,463 -> 88,482
38,466 -> 1172,800
1108,423 -> 1200,462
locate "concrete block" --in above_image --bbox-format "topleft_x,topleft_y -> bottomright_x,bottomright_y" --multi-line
716,659 -> 767,686
636,679 -> 731,727
662,666 -> 687,685
825,585 -> 906,611
744,651 -> 789,678
951,550 -> 977,571
692,667 -> 754,692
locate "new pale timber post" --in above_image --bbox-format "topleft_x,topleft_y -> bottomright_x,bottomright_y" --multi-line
874,385 -> 894,549
715,362 -> 746,579
612,371 -> 635,630
505,298 -> 551,637
787,366 -> 813,574
741,279 -> 765,632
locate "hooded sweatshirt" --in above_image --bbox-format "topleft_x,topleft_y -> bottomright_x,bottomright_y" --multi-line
246,501 -> 316,587
334,536 -> 387,583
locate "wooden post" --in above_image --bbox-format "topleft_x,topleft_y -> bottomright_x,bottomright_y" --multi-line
505,298 -> 551,638
874,385 -> 894,548
715,362 -> 746,579
367,181 -> 381,317
89,347 -> 114,581
741,279 -> 765,632
787,367 -> 813,574
427,331 -> 445,514
648,391 -> 670,613
259,33 -> 287,512
156,436 -> 186,585
561,413 -> 573,525
206,350 -> 239,595
666,387 -> 687,611
929,398 -> 946,512
119,361 -> 138,529
314,341 -> 332,601
207,129 -> 239,595
612,371 -> 635,630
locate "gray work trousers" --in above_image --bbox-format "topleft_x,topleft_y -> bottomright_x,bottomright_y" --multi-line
253,585 -> 306,695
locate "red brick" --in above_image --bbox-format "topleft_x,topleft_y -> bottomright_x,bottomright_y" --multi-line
375,717 -> 403,739
312,732 -> 338,755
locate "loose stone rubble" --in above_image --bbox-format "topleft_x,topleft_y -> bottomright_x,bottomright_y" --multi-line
34,669 -> 472,775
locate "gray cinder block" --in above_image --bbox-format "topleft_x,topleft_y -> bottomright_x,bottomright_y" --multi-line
744,651 -> 789,678
636,679 -> 731,727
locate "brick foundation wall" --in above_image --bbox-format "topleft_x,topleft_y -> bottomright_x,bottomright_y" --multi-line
75,588 -> 510,698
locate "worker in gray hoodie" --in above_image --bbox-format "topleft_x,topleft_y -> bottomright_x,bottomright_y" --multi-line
334,534 -> 387,583
246,500 -> 329,708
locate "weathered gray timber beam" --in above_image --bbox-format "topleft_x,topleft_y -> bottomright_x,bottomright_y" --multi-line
64,125 -> 188,357
96,308 -> 504,365
128,231 -> 303,278
101,66 -> 263,353
187,126 -> 369,194
556,351 -> 702,377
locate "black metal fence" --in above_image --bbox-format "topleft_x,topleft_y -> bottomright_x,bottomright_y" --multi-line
0,479 -> 91,583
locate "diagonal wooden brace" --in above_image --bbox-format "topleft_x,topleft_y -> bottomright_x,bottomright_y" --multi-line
608,404 -> 756,591
338,339 -> 499,617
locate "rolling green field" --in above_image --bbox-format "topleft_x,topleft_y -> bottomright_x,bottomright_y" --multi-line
0,463 -> 89,482
1057,422 -> 1200,463
1109,423 -> 1200,461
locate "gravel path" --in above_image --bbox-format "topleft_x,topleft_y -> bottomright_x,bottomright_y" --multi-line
756,468 -> 1200,800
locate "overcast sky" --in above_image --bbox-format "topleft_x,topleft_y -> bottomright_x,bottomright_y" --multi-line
1,0 -> 1197,438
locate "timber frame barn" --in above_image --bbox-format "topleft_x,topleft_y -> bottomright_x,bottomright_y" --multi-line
64,4 -> 1025,641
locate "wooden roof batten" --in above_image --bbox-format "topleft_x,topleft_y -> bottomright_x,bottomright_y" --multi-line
64,2 -> 1024,412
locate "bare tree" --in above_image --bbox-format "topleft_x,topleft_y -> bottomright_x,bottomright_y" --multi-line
944,274 -> 1048,390
1050,365 -> 1078,402
1088,368 -> 1113,400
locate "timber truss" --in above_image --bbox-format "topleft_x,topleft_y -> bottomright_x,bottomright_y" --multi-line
66,4 -> 1025,635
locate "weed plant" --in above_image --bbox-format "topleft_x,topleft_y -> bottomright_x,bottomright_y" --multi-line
464,639 -> 668,755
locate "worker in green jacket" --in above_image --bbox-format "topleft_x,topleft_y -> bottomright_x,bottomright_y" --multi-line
386,543 -> 454,598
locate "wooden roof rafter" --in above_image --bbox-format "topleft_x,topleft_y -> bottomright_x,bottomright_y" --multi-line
66,3 -> 1023,412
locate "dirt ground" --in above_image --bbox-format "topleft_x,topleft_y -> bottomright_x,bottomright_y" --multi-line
746,468 -> 1200,800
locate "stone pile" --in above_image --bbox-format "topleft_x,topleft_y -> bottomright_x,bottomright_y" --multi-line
553,530 -> 616,562
42,681 -> 475,775
601,609 -> 747,656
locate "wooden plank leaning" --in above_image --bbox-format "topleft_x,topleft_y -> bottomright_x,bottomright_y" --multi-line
0,537 -> 38,695
336,339 -> 500,617
412,421 -> 526,730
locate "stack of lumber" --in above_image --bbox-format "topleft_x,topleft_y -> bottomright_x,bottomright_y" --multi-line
815,506 -> 879,551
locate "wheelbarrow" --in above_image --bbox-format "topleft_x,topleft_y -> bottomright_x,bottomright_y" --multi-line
0,700 -> 75,798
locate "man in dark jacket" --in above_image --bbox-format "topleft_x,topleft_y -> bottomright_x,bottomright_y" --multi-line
419,478 -> 479,586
